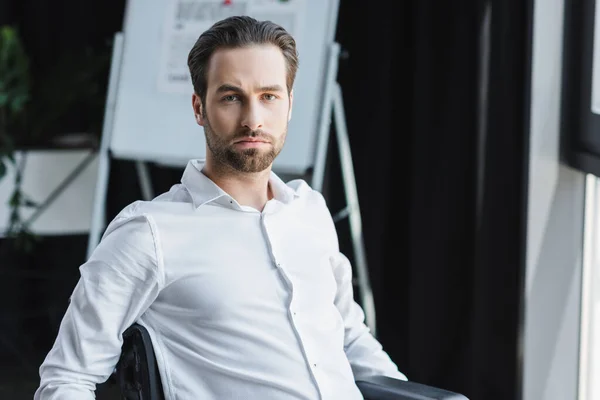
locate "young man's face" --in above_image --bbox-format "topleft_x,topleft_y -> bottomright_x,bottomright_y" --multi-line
193,44 -> 293,173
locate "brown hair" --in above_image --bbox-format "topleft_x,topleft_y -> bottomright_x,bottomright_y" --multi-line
187,15 -> 299,104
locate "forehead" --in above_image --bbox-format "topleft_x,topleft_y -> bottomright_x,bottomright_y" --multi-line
205,44 -> 288,89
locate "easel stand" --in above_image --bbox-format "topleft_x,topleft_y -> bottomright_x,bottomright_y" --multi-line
310,43 -> 376,334
88,36 -> 377,335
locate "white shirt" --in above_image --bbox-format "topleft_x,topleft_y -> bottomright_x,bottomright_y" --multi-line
34,159 -> 406,400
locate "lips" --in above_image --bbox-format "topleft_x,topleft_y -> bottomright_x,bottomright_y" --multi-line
234,138 -> 269,144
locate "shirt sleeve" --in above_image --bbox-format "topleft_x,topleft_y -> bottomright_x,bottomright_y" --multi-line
331,251 -> 408,382
34,212 -> 163,400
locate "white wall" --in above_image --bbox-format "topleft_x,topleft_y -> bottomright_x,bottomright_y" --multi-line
579,176 -> 600,400
0,150 -> 99,236
523,0 -> 586,399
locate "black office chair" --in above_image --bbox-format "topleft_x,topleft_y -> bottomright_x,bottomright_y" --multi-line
115,323 -> 469,400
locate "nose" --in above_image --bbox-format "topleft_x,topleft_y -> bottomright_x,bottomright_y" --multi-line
241,99 -> 264,131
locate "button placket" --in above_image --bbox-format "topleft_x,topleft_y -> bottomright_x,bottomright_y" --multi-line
261,211 -> 322,395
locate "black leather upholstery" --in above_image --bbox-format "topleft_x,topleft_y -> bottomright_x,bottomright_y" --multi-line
115,323 -> 469,400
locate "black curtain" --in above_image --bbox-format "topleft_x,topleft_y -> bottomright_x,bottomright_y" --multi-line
334,1 -> 530,400
0,1 -> 531,400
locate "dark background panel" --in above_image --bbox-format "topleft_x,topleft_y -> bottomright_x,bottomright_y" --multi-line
561,0 -> 600,176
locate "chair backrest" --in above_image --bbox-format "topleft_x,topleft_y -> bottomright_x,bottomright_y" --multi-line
116,323 -> 165,400
115,323 -> 469,400
356,376 -> 469,400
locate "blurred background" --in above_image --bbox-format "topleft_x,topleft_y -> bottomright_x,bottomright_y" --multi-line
0,0 -> 599,399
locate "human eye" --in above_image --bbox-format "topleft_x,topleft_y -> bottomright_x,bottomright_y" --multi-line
262,93 -> 277,101
222,94 -> 240,102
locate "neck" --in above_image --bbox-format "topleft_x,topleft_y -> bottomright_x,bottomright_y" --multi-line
202,157 -> 273,211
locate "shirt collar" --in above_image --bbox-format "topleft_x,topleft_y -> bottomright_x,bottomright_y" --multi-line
181,159 -> 300,208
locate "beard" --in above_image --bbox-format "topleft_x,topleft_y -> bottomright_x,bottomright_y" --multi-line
203,117 -> 286,173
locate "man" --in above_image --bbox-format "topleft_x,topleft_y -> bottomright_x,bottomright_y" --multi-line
35,16 -> 406,399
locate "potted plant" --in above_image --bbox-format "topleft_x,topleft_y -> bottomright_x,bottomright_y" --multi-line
0,25 -> 38,250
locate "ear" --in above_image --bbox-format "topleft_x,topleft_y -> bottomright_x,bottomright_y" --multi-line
192,93 -> 206,126
288,89 -> 294,122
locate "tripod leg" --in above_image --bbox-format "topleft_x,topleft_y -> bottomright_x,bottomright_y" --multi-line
332,83 -> 377,335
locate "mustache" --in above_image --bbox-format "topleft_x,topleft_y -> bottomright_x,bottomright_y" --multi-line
233,129 -> 272,141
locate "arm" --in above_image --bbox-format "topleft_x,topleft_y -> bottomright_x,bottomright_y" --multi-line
34,212 -> 163,400
331,252 -> 408,382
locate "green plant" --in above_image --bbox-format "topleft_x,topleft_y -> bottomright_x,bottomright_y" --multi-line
0,25 -> 38,250
0,25 -> 28,171
0,26 -> 29,138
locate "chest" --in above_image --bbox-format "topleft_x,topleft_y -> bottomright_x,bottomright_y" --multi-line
151,208 -> 339,323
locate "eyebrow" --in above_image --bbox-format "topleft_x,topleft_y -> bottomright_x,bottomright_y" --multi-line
215,84 -> 285,94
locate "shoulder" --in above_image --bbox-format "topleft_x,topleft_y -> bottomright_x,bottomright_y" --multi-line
109,184 -> 194,225
99,182 -> 196,245
286,178 -> 328,208
85,202 -> 164,284
96,202 -> 158,257
285,178 -> 339,244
